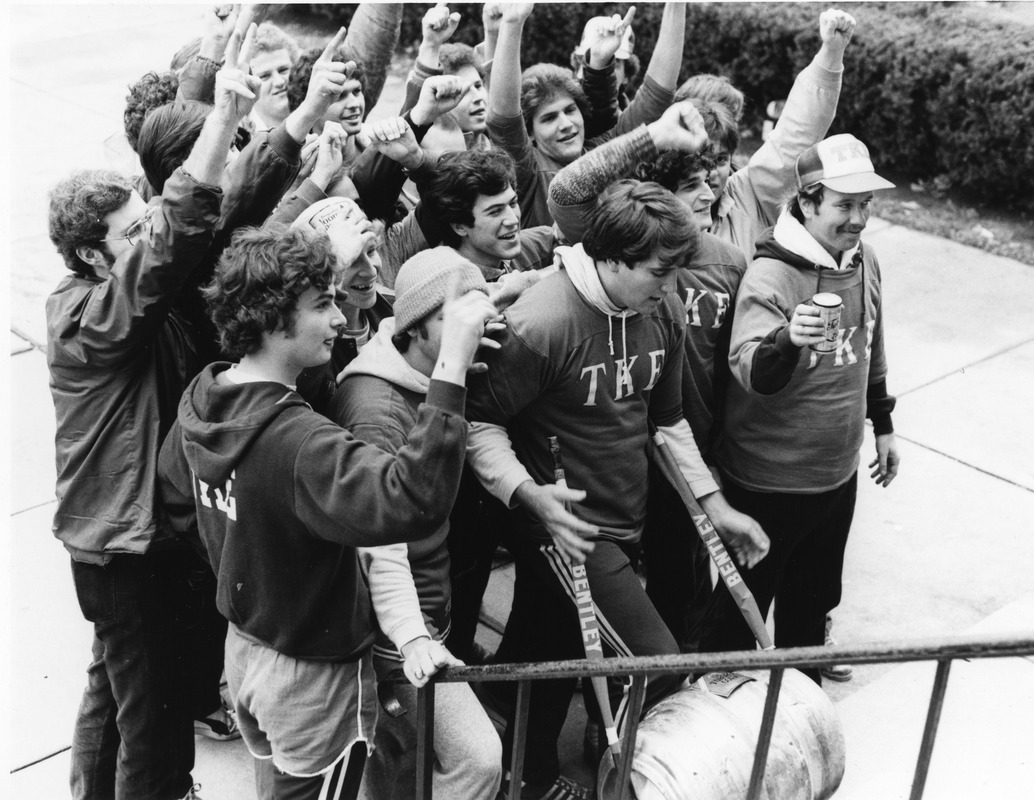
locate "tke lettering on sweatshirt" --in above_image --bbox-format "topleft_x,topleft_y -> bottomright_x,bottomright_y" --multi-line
193,469 -> 237,521
579,349 -> 666,406
683,287 -> 732,330
806,319 -> 876,370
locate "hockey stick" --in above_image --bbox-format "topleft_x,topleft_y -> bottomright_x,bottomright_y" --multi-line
548,436 -> 621,763
647,424 -> 774,651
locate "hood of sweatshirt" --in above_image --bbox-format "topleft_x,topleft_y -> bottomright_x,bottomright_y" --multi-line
756,210 -> 863,273
555,242 -> 638,360
340,317 -> 429,395
178,363 -> 310,488
756,210 -> 869,325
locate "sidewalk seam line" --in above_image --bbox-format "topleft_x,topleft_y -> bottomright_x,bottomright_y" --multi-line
897,337 -> 1034,398
10,746 -> 71,774
893,435 -> 1034,495
12,500 -> 57,517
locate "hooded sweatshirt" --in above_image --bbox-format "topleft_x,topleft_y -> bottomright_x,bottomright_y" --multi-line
330,318 -> 453,662
716,211 -> 895,494
157,361 -> 468,660
465,244 -> 717,542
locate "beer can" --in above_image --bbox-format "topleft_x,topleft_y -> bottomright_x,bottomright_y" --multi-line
810,292 -> 842,353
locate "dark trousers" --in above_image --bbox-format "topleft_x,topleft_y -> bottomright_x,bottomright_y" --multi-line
494,532 -> 681,788
641,463 -> 714,652
691,473 -> 858,684
181,557 -> 227,719
444,467 -> 514,662
70,548 -> 200,800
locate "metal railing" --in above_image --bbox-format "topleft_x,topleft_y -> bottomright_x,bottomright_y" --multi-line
394,632 -> 1034,800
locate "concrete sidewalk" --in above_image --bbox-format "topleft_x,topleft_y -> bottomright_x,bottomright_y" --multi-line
6,5 -> 1034,799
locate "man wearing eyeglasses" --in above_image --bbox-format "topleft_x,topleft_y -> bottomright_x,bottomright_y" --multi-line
45,28 -> 265,800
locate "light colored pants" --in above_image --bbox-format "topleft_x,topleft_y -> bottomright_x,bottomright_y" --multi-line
358,671 -> 501,800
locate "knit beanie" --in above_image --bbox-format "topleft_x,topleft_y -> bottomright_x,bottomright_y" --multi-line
289,196 -> 363,235
394,247 -> 489,334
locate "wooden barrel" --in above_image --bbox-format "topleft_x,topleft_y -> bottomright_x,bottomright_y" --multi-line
597,669 -> 845,800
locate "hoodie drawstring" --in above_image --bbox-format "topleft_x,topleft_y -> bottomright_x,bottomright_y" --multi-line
607,314 -> 615,356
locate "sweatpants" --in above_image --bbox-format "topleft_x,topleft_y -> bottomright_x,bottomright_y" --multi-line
358,669 -> 501,800
691,473 -> 857,684
493,533 -> 681,789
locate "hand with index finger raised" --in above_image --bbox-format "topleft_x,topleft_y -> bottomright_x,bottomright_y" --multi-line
317,25 -> 349,65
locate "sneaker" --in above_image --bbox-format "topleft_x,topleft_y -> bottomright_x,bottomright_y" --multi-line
821,616 -> 853,682
194,703 -> 241,741
498,774 -> 592,800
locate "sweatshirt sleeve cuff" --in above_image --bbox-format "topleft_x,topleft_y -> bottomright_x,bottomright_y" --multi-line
425,379 -> 466,416
641,74 -> 675,106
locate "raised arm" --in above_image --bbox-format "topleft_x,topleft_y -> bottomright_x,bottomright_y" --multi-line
350,75 -> 469,222
642,2 -> 685,90
418,2 -> 461,70
488,3 -> 533,120
341,2 -> 403,114
177,4 -> 261,102
578,7 -> 637,138
549,100 -> 708,241
58,29 -> 257,363
738,9 -> 855,228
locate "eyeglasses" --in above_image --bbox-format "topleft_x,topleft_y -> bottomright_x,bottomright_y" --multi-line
102,206 -> 157,247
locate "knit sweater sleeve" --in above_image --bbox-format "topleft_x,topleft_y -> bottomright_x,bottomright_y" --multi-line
548,125 -> 658,243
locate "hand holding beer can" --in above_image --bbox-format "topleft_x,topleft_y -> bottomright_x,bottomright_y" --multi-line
810,292 -> 842,353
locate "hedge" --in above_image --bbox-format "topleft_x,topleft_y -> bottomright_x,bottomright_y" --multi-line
298,3 -> 1034,210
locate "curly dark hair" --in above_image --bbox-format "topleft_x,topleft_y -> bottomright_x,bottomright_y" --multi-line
418,149 -> 517,248
582,179 -> 698,268
287,47 -> 366,114
137,100 -> 211,194
519,63 -> 591,137
633,148 -> 716,194
48,170 -> 134,277
204,225 -> 337,358
124,71 -> 180,153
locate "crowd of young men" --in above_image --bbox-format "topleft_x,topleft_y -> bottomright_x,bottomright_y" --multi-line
46,4 -> 899,800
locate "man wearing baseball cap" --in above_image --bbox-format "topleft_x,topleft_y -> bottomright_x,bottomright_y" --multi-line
691,132 -> 901,684
330,247 -> 504,799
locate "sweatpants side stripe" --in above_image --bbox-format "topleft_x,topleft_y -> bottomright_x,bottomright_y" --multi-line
538,545 -> 634,658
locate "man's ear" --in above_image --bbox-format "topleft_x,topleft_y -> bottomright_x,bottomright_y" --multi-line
799,197 -> 817,221
451,221 -> 470,242
602,258 -> 626,273
75,244 -> 108,270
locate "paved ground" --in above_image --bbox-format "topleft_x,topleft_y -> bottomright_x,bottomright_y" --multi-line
5,5 -> 1034,799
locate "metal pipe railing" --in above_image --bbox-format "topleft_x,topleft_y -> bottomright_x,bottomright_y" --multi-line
392,631 -> 1034,800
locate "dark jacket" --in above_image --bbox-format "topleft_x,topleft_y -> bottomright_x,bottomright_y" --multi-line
47,169 -> 222,562
157,363 -> 470,660
47,126 -> 303,563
